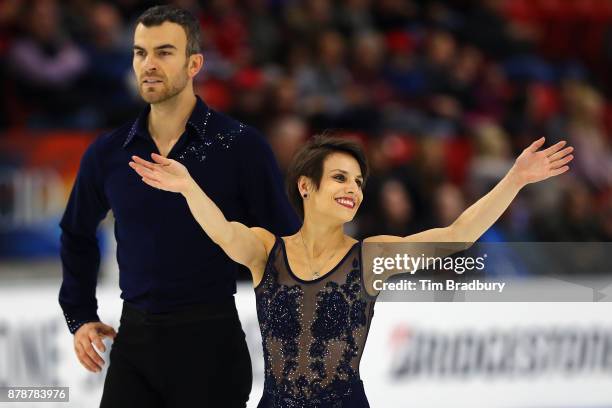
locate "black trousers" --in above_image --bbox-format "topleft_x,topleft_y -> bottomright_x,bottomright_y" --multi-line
100,299 -> 252,408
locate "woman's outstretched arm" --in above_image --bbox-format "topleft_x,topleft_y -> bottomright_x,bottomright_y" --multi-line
129,153 -> 272,277
366,137 -> 574,244
362,137 -> 573,293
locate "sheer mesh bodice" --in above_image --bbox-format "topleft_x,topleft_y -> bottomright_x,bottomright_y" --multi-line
254,237 -> 377,407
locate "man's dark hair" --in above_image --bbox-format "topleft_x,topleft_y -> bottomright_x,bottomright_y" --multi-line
135,5 -> 202,56
286,135 -> 369,220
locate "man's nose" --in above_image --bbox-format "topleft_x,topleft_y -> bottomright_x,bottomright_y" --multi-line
143,55 -> 158,72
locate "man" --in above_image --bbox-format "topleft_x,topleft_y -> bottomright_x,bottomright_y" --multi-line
58,5 -> 299,407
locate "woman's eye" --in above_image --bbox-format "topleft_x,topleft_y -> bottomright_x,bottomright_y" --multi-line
334,174 -> 346,182
356,180 -> 363,188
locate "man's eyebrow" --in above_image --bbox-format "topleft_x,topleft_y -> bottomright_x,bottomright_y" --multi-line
133,44 -> 178,51
154,44 -> 178,51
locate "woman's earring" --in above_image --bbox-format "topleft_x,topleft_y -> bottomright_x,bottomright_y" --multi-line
303,193 -> 308,198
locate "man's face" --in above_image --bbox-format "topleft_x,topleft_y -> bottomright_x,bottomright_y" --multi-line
133,22 -> 192,104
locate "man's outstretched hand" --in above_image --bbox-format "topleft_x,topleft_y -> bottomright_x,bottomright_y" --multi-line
74,322 -> 117,373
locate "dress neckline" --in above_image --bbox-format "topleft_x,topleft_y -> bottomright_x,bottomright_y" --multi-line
279,236 -> 360,284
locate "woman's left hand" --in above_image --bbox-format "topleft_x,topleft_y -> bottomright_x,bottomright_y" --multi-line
510,137 -> 574,187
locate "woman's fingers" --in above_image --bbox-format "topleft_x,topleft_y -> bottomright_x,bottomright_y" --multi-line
130,161 -> 171,190
550,165 -> 570,176
550,154 -> 573,169
542,140 -> 567,156
129,159 -> 177,190
128,162 -> 149,177
548,146 -> 574,161
527,137 -> 545,152
141,176 -> 164,190
151,153 -> 172,165
129,162 -> 160,182
131,155 -> 157,170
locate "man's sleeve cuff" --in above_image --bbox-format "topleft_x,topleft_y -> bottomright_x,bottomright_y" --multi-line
63,311 -> 100,335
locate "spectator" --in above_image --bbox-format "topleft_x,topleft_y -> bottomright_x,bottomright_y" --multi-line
267,115 -> 308,175
7,0 -> 89,128
81,2 -> 141,128
1,0 -> 610,243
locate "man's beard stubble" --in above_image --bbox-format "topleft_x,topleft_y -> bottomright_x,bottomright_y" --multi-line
139,66 -> 190,105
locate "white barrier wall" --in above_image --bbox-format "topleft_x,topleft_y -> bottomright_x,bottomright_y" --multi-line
0,283 -> 611,407
360,302 -> 612,407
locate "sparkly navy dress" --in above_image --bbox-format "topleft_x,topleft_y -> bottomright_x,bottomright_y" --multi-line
255,237 -> 377,408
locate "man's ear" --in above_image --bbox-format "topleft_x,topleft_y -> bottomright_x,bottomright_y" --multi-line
189,54 -> 204,78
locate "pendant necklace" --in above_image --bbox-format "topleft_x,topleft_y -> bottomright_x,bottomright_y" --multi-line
299,230 -> 338,280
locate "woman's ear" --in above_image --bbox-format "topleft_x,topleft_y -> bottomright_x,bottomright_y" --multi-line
297,176 -> 312,198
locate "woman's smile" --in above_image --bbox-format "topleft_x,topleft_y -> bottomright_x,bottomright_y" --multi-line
334,196 -> 356,209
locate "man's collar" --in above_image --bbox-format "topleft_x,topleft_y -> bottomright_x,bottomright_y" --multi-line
123,95 -> 211,148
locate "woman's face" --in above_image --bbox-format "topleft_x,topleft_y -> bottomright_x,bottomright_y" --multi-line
303,152 -> 364,223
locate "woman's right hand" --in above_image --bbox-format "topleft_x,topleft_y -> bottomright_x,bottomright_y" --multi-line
129,153 -> 195,194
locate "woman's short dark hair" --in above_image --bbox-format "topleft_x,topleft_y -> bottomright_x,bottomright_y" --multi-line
135,5 -> 201,56
286,135 -> 369,219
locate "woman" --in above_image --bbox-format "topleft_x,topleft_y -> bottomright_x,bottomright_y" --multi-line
129,135 -> 573,407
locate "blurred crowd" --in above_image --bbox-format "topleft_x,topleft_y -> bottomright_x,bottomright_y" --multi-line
1,0 -> 612,241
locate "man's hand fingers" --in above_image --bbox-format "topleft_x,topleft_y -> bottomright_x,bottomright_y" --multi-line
75,343 -> 101,373
100,325 -> 117,339
90,332 -> 106,353
78,353 -> 99,372
80,338 -> 105,369
72,322 -> 117,373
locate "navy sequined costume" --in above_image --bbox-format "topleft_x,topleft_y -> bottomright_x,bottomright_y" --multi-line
255,237 -> 377,408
